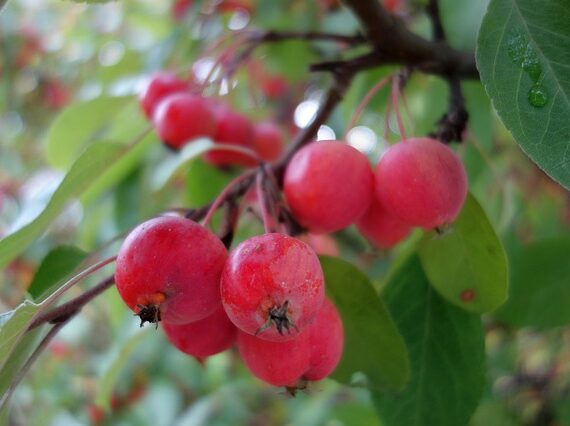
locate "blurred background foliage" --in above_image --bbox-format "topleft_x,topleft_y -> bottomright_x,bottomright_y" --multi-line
0,0 -> 569,425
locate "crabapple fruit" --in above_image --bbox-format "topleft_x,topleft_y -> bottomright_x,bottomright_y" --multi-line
284,141 -> 374,233
163,306 -> 236,359
152,93 -> 217,150
114,216 -> 227,326
139,72 -> 188,119
221,233 -> 325,342
356,196 -> 412,249
237,330 -> 311,387
375,137 -> 468,229
252,121 -> 284,162
204,104 -> 256,167
304,298 -> 344,381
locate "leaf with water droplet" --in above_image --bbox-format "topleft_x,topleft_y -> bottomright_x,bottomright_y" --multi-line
477,0 -> 570,189
528,84 -> 548,108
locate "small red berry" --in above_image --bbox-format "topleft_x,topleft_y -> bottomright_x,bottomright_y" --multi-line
139,72 -> 188,119
284,141 -> 374,233
171,0 -> 192,21
221,233 -> 325,342
356,195 -> 412,249
304,298 -> 344,381
115,216 -> 227,326
163,306 -> 237,359
261,75 -> 288,99
375,137 -> 468,229
204,104 -> 256,167
252,121 -> 284,162
153,93 -> 217,150
237,329 -> 311,387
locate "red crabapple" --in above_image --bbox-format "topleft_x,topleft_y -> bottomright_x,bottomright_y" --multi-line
261,75 -> 288,99
171,0 -> 192,21
375,137 -> 467,229
304,298 -> 344,381
356,196 -> 412,249
139,72 -> 188,119
115,216 -> 227,326
163,306 -> 237,359
237,330 -> 311,387
284,141 -> 374,233
221,233 -> 325,342
252,121 -> 284,162
204,104 -> 256,167
152,93 -> 217,150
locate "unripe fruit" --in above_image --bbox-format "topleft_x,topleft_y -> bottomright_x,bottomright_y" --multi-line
237,330 -> 311,387
153,93 -> 217,150
252,121 -> 284,162
284,141 -> 374,233
163,306 -> 236,359
304,298 -> 344,381
139,72 -> 188,119
356,196 -> 412,249
375,137 -> 468,229
221,233 -> 325,341
204,104 -> 256,167
115,216 -> 227,325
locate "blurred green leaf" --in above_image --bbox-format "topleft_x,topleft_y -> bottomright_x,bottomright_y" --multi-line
494,238 -> 570,328
186,158 -> 234,207
418,194 -> 508,313
27,246 -> 88,301
470,400 -> 518,426
374,254 -> 485,426
320,256 -> 410,390
440,0 -> 490,50
477,0 -> 570,189
0,141 -> 130,268
96,329 -> 150,410
46,96 -> 133,169
114,167 -> 143,232
151,139 -> 214,192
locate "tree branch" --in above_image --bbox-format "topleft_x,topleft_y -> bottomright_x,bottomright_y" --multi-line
426,0 -> 446,41
28,276 -> 115,330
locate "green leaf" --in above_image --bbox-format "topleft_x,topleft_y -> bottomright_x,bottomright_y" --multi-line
0,141 -> 129,269
494,238 -> 570,328
320,256 -> 410,390
185,158 -> 234,207
95,329 -> 150,409
418,194 -> 508,313
27,246 -> 88,301
0,301 -> 41,373
477,0 -> 570,189
151,139 -> 214,192
46,96 -> 133,169
374,254 -> 485,426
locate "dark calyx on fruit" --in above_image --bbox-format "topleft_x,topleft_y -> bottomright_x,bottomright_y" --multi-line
136,304 -> 161,328
256,300 -> 299,336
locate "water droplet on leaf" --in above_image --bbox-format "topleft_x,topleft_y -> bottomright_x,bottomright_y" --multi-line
506,33 -> 526,65
522,44 -> 542,82
528,85 -> 548,108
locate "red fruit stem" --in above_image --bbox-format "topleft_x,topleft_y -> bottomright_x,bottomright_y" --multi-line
390,76 -> 407,140
345,74 -> 392,138
256,169 -> 275,233
202,170 -> 256,228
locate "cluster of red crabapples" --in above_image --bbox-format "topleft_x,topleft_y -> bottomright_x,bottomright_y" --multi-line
283,137 -> 468,249
140,71 -> 284,166
114,217 -> 344,388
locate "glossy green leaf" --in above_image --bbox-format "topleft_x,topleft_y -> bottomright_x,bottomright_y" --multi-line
0,141 -> 129,269
418,194 -> 508,313
477,0 -> 570,189
27,246 -> 88,301
320,256 -> 410,390
46,96 -> 133,169
495,238 -> 570,328
374,254 -> 485,426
